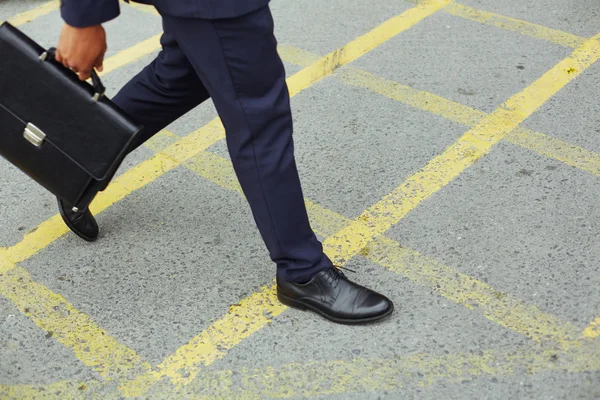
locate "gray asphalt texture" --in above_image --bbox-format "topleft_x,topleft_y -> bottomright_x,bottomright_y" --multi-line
1,0 -> 599,399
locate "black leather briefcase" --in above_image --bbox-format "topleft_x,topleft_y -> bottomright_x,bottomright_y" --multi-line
0,22 -> 142,211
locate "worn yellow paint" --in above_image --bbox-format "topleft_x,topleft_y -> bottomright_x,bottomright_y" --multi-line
6,0 -> 60,26
99,34 -> 162,77
119,283 -> 286,395
277,45 -> 321,68
335,67 -> 488,127
0,266 -> 152,381
122,33 -> 600,393
286,0 -> 451,97
4,121 -> 223,262
367,237 -> 581,346
281,44 -> 600,183
185,151 -> 350,238
506,127 -> 600,177
186,151 -> 242,193
322,33 -> 600,265
186,149 -> 580,345
334,65 -> 600,178
4,338 -> 600,399
1,5 -> 447,394
583,316 -> 600,339
444,2 -> 586,49
143,130 -> 180,153
136,341 -> 600,399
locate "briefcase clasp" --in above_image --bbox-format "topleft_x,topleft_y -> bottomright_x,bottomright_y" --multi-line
23,123 -> 46,147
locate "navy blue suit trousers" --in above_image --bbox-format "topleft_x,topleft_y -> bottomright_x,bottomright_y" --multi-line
112,6 -> 333,282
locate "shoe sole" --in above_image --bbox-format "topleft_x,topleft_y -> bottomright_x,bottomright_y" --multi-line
57,200 -> 97,243
277,291 -> 394,325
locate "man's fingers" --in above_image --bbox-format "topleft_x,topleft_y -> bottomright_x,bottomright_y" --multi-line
55,49 -> 63,63
78,70 -> 92,81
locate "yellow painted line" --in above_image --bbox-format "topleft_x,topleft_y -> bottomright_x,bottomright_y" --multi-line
125,31 -> 600,390
366,236 -> 581,346
333,65 -> 600,179
335,67 -> 488,127
4,120 -> 223,262
506,127 -> 600,177
322,33 -> 600,266
286,0 -> 451,97
277,45 -> 321,68
6,0 -> 60,26
119,283 -> 286,396
143,130 -> 180,153
583,316 -> 600,339
0,265 -> 152,381
186,151 -> 242,193
116,4 -> 450,394
3,338 -> 600,399
185,151 -> 350,238
1,4 -> 445,393
4,0 -> 447,259
188,150 -> 580,344
99,34 -> 162,77
141,341 -> 600,398
444,2 -> 587,49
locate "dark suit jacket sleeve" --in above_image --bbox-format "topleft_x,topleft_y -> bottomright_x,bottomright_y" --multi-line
60,0 -> 120,28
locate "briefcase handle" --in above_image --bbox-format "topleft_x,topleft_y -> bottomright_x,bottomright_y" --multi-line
39,47 -> 106,102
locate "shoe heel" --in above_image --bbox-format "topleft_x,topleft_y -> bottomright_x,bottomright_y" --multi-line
277,292 -> 308,311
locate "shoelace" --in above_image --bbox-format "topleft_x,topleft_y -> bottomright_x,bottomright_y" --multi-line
325,266 -> 355,288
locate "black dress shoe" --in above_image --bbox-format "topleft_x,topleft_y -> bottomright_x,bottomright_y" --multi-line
277,267 -> 394,324
57,198 -> 99,242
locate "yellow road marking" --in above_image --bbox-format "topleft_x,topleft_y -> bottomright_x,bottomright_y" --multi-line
444,2 -> 587,49
4,121 -> 224,263
186,150 -> 581,345
185,151 -> 351,238
119,283 -> 286,395
118,30 -> 600,396
506,127 -> 600,177
0,265 -> 152,381
583,316 -> 600,339
4,337 -> 599,399
323,33 -> 600,266
333,64 -> 600,178
2,3 -> 448,395
99,34 -> 162,77
329,66 -> 600,179
117,3 -> 449,394
277,45 -> 320,68
335,67 -> 488,127
6,0 -> 60,26
366,237 -> 581,346
286,0 -> 451,97
143,130 -> 180,153
137,342 -> 600,398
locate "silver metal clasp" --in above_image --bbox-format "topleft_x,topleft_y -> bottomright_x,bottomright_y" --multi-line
23,123 -> 46,147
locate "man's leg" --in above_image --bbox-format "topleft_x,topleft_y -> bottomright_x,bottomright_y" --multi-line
58,29 -> 210,241
113,30 -> 210,151
161,8 -> 393,324
163,9 -> 331,283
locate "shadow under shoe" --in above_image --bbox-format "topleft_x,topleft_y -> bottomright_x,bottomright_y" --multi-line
57,198 -> 99,242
